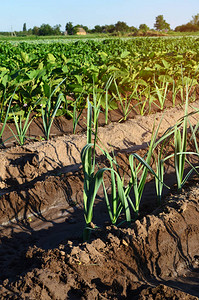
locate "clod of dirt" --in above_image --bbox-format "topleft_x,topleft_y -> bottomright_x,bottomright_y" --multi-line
138,284 -> 198,300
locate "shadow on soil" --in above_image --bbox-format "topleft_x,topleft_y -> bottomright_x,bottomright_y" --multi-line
0,164 -> 199,298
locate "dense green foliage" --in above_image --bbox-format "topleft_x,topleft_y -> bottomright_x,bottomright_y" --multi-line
0,37 -> 199,120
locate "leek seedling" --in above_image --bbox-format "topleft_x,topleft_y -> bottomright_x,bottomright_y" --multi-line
146,85 -> 156,115
102,152 -> 125,225
92,86 -> 102,130
42,92 -> 64,140
133,94 -> 148,116
82,144 -> 108,240
133,85 -> 155,116
173,84 -> 189,192
113,79 -> 135,121
0,88 -> 16,140
189,106 -> 199,154
81,99 -> 104,240
112,169 -> 131,224
82,144 -> 131,236
91,76 -> 114,128
9,98 -> 41,146
82,98 -> 131,238
9,110 -> 33,146
126,119 -> 166,217
102,117 -> 168,221
153,77 -> 169,110
154,134 -> 172,204
172,79 -> 180,108
128,152 -> 157,217
42,78 -> 66,140
105,149 -> 166,222
72,98 -> 84,134
189,119 -> 199,154
104,76 -> 114,124
157,87 -> 198,192
155,153 -> 164,205
102,158 -> 118,225
174,126 -> 187,191
70,88 -> 86,134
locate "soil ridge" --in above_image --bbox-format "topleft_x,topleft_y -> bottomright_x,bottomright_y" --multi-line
0,188 -> 199,299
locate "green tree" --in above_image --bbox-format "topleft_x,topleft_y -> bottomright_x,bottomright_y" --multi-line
53,24 -> 61,35
23,23 -> 27,32
65,22 -> 77,35
139,24 -> 149,32
104,24 -> 115,33
115,21 -> 130,32
38,24 -> 54,36
27,28 -> 33,35
175,23 -> 199,32
32,26 -> 39,35
190,13 -> 199,26
92,25 -> 104,33
130,26 -> 138,33
154,15 -> 170,31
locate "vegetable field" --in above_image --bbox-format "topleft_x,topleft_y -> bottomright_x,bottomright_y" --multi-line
1,37 -> 199,121
0,37 -> 199,299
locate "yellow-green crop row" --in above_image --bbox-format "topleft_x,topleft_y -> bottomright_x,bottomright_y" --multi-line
0,36 -> 199,142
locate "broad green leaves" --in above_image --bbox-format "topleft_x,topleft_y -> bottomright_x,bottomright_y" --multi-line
0,37 -> 199,120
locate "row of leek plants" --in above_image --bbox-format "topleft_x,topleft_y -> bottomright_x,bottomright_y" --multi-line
0,71 -> 198,146
81,88 -> 199,240
0,77 -> 114,146
0,79 -> 67,146
111,66 -> 199,122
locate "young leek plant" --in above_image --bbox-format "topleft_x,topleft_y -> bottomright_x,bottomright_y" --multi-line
189,108 -> 199,154
104,76 -> 114,125
9,98 -> 41,145
126,117 -> 171,217
154,132 -> 173,204
173,83 -> 189,192
81,99 -> 106,240
153,77 -> 169,110
72,98 -> 84,135
9,110 -> 33,146
113,78 -> 135,121
41,78 -> 66,140
82,98 -> 132,238
102,151 -> 130,225
156,85 -> 198,192
42,93 -> 64,140
0,87 -> 16,143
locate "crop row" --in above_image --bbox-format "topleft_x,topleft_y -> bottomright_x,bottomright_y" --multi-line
0,37 -> 199,124
82,95 -> 199,240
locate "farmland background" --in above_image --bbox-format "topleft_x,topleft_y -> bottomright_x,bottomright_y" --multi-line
1,35 -> 199,122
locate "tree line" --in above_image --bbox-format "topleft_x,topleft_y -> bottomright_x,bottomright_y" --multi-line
4,13 -> 199,37
17,16 -> 170,37
175,13 -> 199,32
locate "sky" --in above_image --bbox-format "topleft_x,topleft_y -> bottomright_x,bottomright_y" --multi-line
0,0 -> 199,32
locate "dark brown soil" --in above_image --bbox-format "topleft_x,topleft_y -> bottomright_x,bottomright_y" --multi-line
0,184 -> 199,299
0,99 -> 199,299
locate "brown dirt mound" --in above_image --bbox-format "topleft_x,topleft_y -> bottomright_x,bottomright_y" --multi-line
0,185 -> 199,299
0,101 -> 199,191
0,101 -> 199,299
